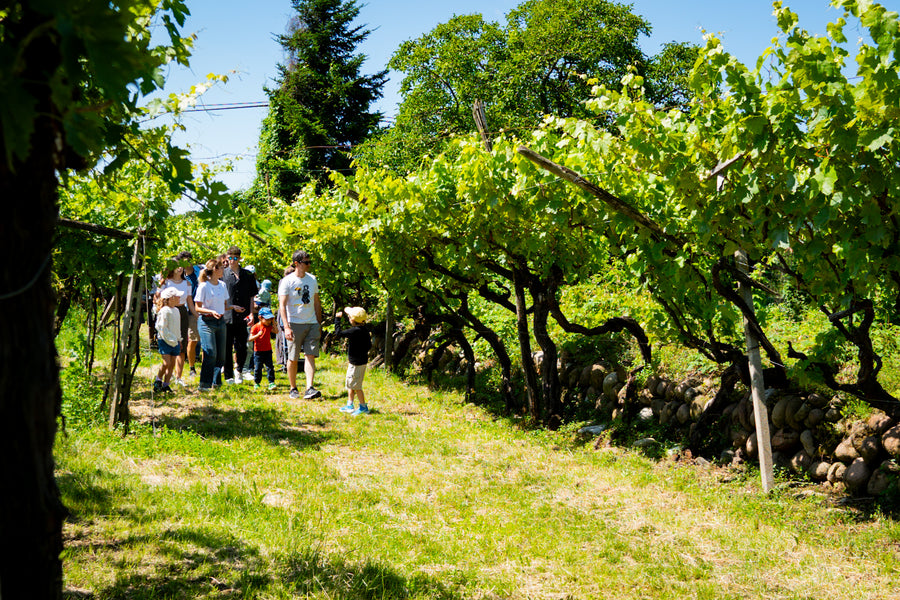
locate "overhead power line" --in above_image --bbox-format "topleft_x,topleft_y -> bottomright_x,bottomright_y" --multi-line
179,102 -> 270,113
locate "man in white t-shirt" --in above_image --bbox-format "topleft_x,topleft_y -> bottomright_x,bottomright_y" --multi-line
278,250 -> 323,400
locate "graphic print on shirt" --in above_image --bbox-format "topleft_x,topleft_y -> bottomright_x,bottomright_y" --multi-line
301,284 -> 310,304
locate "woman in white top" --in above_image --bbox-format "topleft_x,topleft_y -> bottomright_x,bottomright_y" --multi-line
194,257 -> 231,390
157,259 -> 197,386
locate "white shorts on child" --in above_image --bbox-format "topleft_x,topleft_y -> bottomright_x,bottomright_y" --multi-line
346,364 -> 367,390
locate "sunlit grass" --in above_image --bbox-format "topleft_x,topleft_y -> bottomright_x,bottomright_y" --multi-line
56,350 -> 900,600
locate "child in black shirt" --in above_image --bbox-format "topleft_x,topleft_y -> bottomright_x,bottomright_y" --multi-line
333,306 -> 372,415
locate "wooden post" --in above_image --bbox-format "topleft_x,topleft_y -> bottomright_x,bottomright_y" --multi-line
472,100 -> 492,152
713,166 -> 774,493
384,298 -> 394,371
736,249 -> 775,492
108,238 -> 145,432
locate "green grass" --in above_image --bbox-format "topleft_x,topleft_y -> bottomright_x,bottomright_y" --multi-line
57,352 -> 900,600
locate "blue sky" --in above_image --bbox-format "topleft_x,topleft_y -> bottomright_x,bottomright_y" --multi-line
156,0 -> 898,195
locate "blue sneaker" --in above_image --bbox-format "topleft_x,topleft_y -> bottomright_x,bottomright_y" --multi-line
350,405 -> 369,416
339,403 -> 355,413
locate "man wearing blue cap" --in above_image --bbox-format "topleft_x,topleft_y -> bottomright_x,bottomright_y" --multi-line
249,306 -> 277,390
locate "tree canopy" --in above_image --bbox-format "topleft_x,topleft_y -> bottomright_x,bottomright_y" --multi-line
355,0 -> 699,174
250,0 -> 387,202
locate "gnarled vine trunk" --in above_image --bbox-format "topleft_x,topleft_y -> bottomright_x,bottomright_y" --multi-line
514,270 -> 541,421
0,14 -> 68,594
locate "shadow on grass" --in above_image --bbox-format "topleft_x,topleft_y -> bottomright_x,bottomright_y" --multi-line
57,469 -> 121,526
151,403 -> 336,450
276,549 -> 466,600
64,523 -> 466,599
64,525 -> 272,599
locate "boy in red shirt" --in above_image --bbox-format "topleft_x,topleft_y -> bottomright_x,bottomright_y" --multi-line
249,307 -> 277,390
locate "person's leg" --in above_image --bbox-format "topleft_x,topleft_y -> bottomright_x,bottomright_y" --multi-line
175,306 -> 188,380
287,359 -> 298,390
254,351 -> 263,385
304,354 -> 316,390
187,340 -> 198,372
187,312 -> 199,375
263,351 -> 275,384
198,319 -> 216,389
349,366 -> 368,414
162,355 -> 176,384
345,389 -> 355,410
244,337 -> 254,373
301,324 -> 321,396
175,351 -> 185,380
233,319 -> 249,380
224,321 -> 236,380
214,320 -> 227,386
287,322 -> 309,395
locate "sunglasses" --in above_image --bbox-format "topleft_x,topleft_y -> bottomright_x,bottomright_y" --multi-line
227,256 -> 240,261
296,260 -> 312,265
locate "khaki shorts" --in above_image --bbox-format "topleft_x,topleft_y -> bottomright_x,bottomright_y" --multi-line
345,364 -> 367,390
188,311 -> 200,342
287,322 -> 321,360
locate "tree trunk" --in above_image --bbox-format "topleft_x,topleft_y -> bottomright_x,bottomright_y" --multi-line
456,297 -> 516,411
514,270 -> 541,420
389,328 -> 420,368
530,281 -> 561,427
427,338 -> 454,382
451,328 -> 477,401
53,283 -> 73,337
0,30 -> 67,596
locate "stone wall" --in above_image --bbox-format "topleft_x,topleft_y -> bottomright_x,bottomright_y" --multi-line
557,357 -> 900,497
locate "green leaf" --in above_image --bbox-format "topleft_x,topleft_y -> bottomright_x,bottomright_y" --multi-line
860,128 -> 893,151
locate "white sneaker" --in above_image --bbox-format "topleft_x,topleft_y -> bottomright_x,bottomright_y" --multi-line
225,378 -> 235,385
175,378 -> 186,387
234,371 -> 243,384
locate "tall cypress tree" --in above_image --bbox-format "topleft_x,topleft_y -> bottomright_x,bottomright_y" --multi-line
252,0 -> 386,202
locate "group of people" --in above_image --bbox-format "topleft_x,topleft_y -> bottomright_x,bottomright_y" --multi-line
152,248 -> 372,415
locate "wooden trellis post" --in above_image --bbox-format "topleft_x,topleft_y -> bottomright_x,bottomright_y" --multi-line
472,99 -> 492,152
735,249 -> 775,493
384,297 -> 394,371
107,237 -> 146,432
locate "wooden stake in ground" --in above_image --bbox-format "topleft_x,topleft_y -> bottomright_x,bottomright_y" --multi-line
735,249 -> 775,493
108,237 -> 146,432
384,297 -> 394,371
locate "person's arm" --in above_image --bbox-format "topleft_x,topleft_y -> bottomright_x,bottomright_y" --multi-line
314,292 -> 322,324
279,293 -> 293,340
194,301 -> 210,318
186,295 -> 196,316
194,294 -> 222,319
248,326 -> 262,342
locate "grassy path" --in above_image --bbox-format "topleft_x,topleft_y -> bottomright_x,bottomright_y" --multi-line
59,355 -> 900,599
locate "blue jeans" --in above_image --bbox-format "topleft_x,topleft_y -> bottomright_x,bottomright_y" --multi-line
254,350 -> 275,384
198,316 -> 226,389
